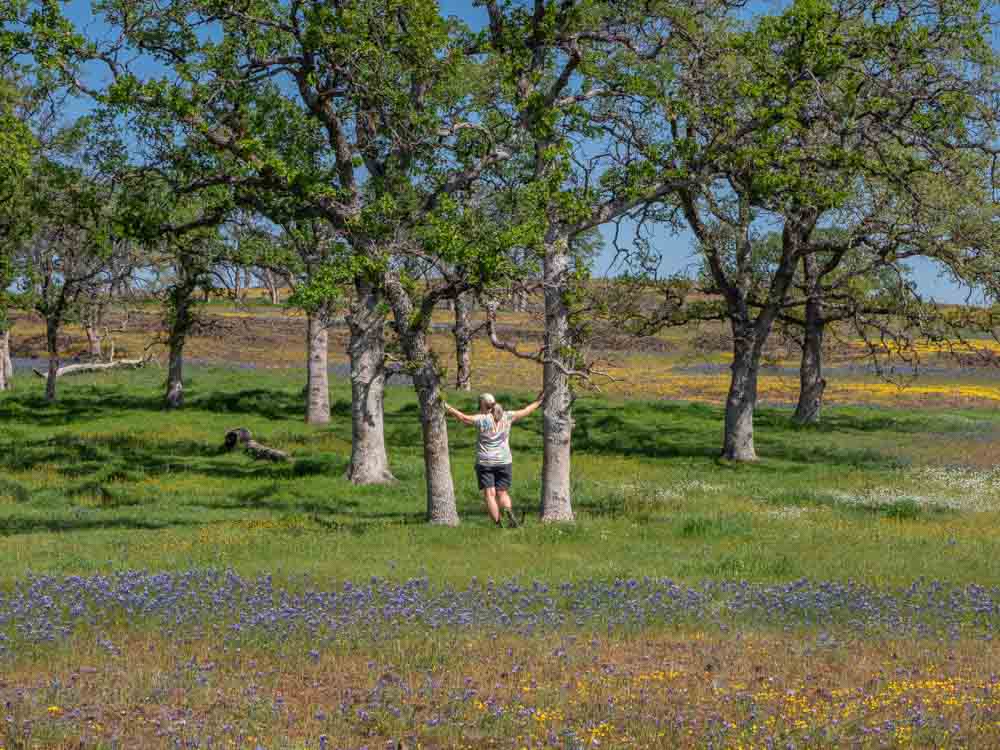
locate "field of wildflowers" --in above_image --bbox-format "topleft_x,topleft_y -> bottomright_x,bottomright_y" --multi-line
5,571 -> 1000,748
4,306 -> 1000,747
9,307 -> 1000,411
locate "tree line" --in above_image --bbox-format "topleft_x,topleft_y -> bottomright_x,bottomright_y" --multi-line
1,0 -> 996,523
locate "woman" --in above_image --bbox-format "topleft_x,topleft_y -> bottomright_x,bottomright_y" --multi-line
443,391 -> 544,527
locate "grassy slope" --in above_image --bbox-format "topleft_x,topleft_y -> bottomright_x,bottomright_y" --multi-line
1,366 -> 999,587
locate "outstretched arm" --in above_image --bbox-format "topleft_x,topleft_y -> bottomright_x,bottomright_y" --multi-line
510,390 -> 545,422
443,400 -> 478,425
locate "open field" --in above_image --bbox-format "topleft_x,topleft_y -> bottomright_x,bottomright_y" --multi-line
3,367 -> 1000,583
9,303 -> 1000,411
4,307 -> 1000,748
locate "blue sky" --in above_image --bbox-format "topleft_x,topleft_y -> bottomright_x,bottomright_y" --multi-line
59,0 -> 994,303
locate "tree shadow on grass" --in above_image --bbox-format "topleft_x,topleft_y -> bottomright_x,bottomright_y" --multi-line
0,385 -> 306,427
563,401 -> 903,469
0,515 -> 198,536
0,391 -> 165,427
190,483 -> 426,533
756,410 -> 889,433
186,388 -> 304,420
0,433 -> 349,487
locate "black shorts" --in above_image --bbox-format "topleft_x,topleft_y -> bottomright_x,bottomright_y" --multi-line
476,463 -> 512,491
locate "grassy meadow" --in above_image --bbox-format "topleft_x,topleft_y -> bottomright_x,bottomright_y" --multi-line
3,329 -> 1000,747
2,366 -> 1000,585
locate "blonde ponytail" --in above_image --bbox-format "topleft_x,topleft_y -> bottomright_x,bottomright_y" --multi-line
480,393 -> 504,423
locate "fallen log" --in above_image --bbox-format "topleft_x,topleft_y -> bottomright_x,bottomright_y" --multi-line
223,427 -> 291,462
33,358 -> 147,379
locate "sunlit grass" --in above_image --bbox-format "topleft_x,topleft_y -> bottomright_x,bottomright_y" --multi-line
0,366 -> 999,587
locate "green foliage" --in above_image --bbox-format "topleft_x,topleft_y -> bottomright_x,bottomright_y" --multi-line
0,69 -> 40,329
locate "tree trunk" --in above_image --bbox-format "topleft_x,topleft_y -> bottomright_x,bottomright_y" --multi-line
513,287 -> 529,313
166,337 -> 185,410
45,317 -> 60,403
231,268 -> 243,303
384,275 -> 459,526
541,235 -> 574,522
85,324 -> 102,359
346,279 -> 394,484
412,357 -> 459,525
453,291 -> 473,391
794,320 -> 826,427
165,285 -> 194,410
793,258 -> 826,425
305,313 -> 331,425
722,323 -> 761,461
0,328 -> 10,391
265,270 -> 281,305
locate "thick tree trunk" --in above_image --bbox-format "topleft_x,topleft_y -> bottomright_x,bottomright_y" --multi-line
165,338 -> 185,410
722,323 -> 762,461
45,317 -> 59,403
541,236 -> 574,522
412,359 -> 459,525
453,291 -> 473,391
385,275 -> 459,526
0,328 -> 10,391
793,258 -> 826,425
165,286 -> 194,410
794,314 -> 825,425
346,280 -> 394,484
305,313 -> 331,425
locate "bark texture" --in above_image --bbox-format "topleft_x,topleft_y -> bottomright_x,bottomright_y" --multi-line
261,269 -> 281,305
0,329 -> 10,391
793,256 -> 826,425
165,284 -> 195,410
45,317 -> 60,403
512,288 -> 529,312
384,274 -> 459,526
346,279 -> 394,484
305,314 -> 331,425
166,342 -> 184,410
722,324 -> 761,461
453,291 -> 473,391
85,324 -> 102,359
540,236 -> 574,522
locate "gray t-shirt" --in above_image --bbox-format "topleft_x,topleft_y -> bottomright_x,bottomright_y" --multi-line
474,411 -> 513,466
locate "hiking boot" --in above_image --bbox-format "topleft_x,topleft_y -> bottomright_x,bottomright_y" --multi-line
503,508 -> 520,528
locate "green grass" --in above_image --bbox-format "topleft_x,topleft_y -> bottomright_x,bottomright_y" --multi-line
1,366 -> 1000,587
